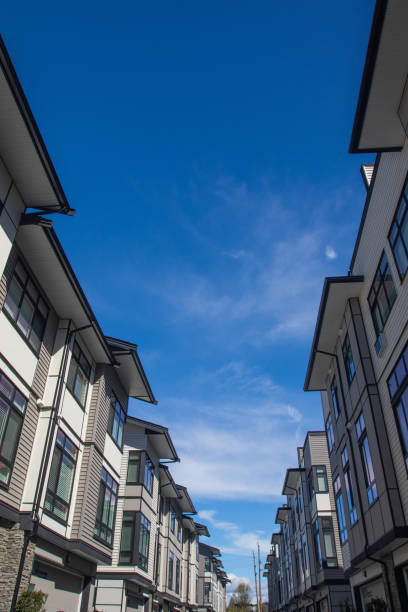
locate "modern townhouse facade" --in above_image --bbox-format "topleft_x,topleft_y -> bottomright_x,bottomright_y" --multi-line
266,432 -> 352,612
198,542 -> 229,612
0,34 -> 161,612
304,2 -> 408,609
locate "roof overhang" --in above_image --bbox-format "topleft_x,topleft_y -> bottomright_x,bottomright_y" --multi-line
350,0 -> 408,153
200,543 -> 221,557
159,464 -> 180,498
194,522 -> 210,537
0,36 -> 73,214
16,223 -> 114,363
127,417 -> 178,460
271,533 -> 281,545
304,276 -> 364,392
106,337 -> 157,403
281,468 -> 303,495
275,507 -> 289,525
176,485 -> 196,514
182,515 -> 196,531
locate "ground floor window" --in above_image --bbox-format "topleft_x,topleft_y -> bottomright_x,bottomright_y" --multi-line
359,577 -> 387,612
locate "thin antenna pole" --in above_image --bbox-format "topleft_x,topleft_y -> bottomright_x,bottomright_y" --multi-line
252,551 -> 259,612
258,543 -> 262,612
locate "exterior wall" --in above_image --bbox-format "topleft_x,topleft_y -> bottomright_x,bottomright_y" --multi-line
0,521 -> 35,612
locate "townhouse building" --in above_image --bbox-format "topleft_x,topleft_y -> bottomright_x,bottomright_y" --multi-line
304,2 -> 408,609
265,432 -> 352,612
197,542 -> 229,612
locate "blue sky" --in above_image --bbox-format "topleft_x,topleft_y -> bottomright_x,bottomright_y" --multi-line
3,0 -> 375,598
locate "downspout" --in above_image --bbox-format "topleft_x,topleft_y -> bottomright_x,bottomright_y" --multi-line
11,321 -> 92,610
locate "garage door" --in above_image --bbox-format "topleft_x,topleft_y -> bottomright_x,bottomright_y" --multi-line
30,561 -> 83,612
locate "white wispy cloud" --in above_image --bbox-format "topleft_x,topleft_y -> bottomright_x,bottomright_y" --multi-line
197,510 -> 270,556
325,245 -> 338,260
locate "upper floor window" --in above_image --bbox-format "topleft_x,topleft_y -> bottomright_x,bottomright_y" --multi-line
205,556 -> 212,572
204,582 -> 211,604
67,342 -> 91,408
3,260 -> 49,353
334,476 -> 348,544
144,454 -> 154,495
325,414 -> 335,454
313,519 -> 322,568
356,413 -> 378,506
175,558 -> 181,594
342,333 -> 355,384
301,532 -> 308,574
45,429 -> 78,523
196,536 -> 200,561
94,467 -> 118,545
389,187 -> 408,278
171,506 -> 176,533
127,451 -> 141,484
388,343 -> 408,470
168,551 -> 174,590
321,517 -> 337,568
368,252 -> 397,337
315,466 -> 328,493
331,378 -> 340,421
0,371 -> 27,487
177,518 -> 182,542
108,392 -> 126,447
341,446 -> 357,526
139,513 -> 151,571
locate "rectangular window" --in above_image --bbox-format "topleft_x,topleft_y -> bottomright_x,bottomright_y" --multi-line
334,476 -> 348,544
341,446 -> 357,525
138,513 -> 151,571
331,377 -> 340,420
171,506 -> 176,533
389,187 -> 408,278
168,551 -> 174,590
302,532 -> 308,574
119,511 -> 136,564
175,558 -> 181,594
307,470 -> 315,499
205,556 -> 212,572
388,344 -> 408,470
313,519 -> 322,568
44,429 -> 78,523
3,260 -> 49,353
321,517 -> 337,567
67,342 -> 91,407
177,518 -> 182,542
127,451 -> 141,484
107,392 -> 126,448
0,371 -> 27,487
196,575 -> 199,603
368,252 -> 397,336
356,413 -> 378,505
343,333 -> 355,384
144,454 -> 154,494
204,582 -> 211,604
94,468 -> 118,545
196,536 -> 200,561
315,466 -> 328,492
325,414 -> 335,453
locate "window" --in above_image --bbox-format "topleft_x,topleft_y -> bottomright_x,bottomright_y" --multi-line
388,344 -> 408,470
171,505 -> 176,533
341,446 -> 357,525
204,582 -> 211,604
342,333 -> 355,384
325,414 -> 335,453
356,413 -> 378,505
368,252 -> 397,336
175,558 -> 181,594
389,186 -> 408,278
321,517 -> 337,567
0,371 -> 27,486
144,454 -> 154,494
3,260 -> 49,353
139,513 -> 151,571
44,429 -> 78,523
331,377 -> 340,420
315,466 -> 328,492
196,575 -> 199,603
108,392 -> 126,447
119,511 -> 136,564
301,532 -> 308,574
307,470 -> 315,499
67,342 -> 91,407
127,451 -> 141,484
94,468 -> 118,545
334,476 -> 348,544
196,536 -> 200,561
313,519 -> 322,567
205,556 -> 212,572
168,551 -> 174,590
177,518 -> 182,542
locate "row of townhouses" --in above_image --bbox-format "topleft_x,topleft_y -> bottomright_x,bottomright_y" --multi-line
0,36 -> 229,612
265,1 -> 408,610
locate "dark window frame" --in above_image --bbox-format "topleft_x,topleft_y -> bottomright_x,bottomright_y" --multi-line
175,557 -> 181,594
356,413 -> 378,506
388,179 -> 408,281
342,333 -> 356,384
341,446 -> 358,526
3,258 -> 49,356
119,511 -> 150,569
66,341 -> 91,409
44,428 -> 78,525
0,371 -> 27,489
127,450 -> 141,484
334,476 -> 348,544
321,517 -> 338,568
325,414 -> 335,454
388,342 -> 408,473
315,465 -> 329,493
204,581 -> 211,604
107,391 -> 126,449
168,551 -> 174,590
368,251 -> 397,337
331,377 -> 341,421
94,467 -> 118,547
